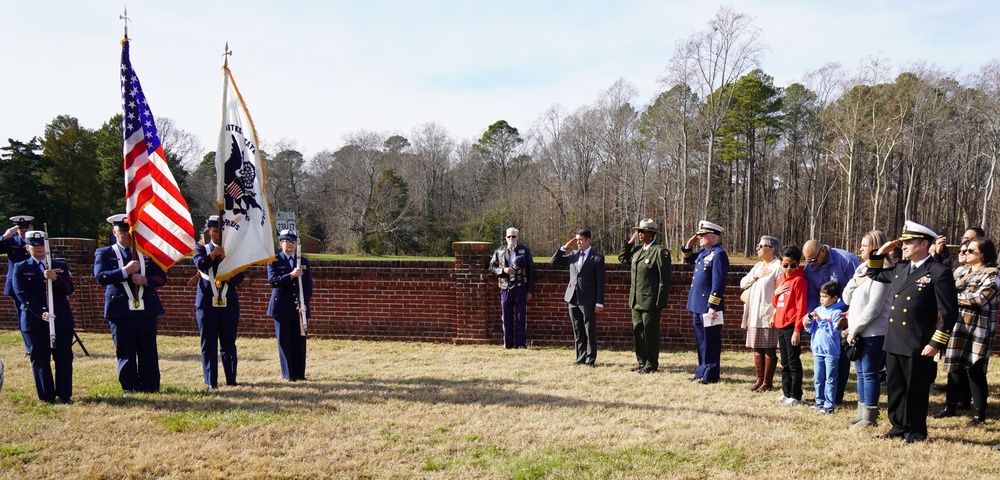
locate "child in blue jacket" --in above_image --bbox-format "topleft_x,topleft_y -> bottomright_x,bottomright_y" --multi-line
804,280 -> 846,414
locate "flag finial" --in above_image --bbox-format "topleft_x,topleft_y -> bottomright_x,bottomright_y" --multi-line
119,6 -> 130,39
222,42 -> 232,69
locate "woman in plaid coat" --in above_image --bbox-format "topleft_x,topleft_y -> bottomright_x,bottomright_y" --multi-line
936,237 -> 998,426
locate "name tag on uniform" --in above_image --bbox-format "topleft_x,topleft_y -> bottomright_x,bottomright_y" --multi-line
129,299 -> 145,311
213,297 -> 228,308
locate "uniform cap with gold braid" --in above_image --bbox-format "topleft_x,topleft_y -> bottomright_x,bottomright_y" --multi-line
696,220 -> 724,236
898,221 -> 937,241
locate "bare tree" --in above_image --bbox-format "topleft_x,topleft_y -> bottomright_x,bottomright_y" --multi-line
667,5 -> 764,218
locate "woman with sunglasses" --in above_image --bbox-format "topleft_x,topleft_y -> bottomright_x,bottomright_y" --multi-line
740,236 -> 782,392
842,230 -> 893,428
935,237 -> 998,426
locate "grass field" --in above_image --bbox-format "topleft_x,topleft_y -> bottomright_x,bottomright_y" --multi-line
1,330 -> 998,479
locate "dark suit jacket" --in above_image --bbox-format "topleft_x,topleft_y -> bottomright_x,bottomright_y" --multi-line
193,243 -> 244,311
619,241 -> 671,311
267,253 -> 313,319
488,244 -> 535,292
867,254 -> 958,356
684,243 -> 730,313
94,244 -> 167,318
1,235 -> 29,296
551,247 -> 606,307
13,257 -> 74,332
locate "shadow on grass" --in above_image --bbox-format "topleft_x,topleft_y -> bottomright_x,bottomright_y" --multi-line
74,375 -> 793,425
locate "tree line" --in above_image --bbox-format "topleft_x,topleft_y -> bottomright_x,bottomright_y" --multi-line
3,7 -> 1000,259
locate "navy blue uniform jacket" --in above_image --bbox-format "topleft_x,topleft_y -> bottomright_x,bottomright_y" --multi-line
94,245 -> 167,318
267,254 -> 313,319
684,243 -> 730,313
193,244 -> 244,310
13,258 -> 74,332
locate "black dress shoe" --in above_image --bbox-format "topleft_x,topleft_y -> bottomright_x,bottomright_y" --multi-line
630,365 -> 646,372
878,429 -> 905,439
969,410 -> 986,426
57,397 -> 74,405
933,405 -> 956,418
639,367 -> 657,374
688,376 -> 700,382
905,434 -> 926,443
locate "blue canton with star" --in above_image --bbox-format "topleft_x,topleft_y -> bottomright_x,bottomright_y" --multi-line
120,39 -> 161,155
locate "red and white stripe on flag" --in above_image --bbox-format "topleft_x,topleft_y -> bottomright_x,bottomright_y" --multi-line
121,37 -> 196,269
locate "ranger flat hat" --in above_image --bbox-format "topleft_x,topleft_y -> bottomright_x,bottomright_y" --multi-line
899,221 -> 937,241
106,214 -> 128,230
9,215 -> 33,227
278,229 -> 298,242
631,218 -> 660,233
206,215 -> 220,228
696,220 -> 724,236
24,230 -> 46,246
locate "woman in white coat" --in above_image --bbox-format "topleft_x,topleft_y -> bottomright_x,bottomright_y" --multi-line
740,235 -> 782,392
842,230 -> 893,428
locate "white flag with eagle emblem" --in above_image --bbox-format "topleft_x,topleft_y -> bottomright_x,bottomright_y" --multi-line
213,62 -> 275,280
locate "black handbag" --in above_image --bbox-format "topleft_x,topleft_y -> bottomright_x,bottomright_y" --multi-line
843,336 -> 863,361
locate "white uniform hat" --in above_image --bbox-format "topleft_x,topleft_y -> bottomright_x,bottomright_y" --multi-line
696,220 -> 724,236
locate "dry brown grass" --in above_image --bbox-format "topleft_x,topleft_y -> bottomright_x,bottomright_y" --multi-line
1,329 -> 999,479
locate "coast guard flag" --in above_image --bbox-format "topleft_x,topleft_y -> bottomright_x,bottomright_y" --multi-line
213,62 -> 275,280
120,36 -> 196,268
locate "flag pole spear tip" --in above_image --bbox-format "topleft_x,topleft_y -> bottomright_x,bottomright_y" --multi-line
223,42 -> 232,69
119,6 -> 130,39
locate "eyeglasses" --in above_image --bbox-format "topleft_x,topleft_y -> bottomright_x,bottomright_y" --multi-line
506,235 -> 517,239
805,256 -> 819,263
781,263 -> 798,269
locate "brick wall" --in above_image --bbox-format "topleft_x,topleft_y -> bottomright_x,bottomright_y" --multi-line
0,239 -> 764,351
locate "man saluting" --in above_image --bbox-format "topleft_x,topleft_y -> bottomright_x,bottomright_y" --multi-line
867,221 -> 958,443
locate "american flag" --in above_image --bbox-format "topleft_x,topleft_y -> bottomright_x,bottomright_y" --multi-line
120,37 -> 196,268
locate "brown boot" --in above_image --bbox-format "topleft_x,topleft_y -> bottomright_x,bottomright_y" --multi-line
749,351 -> 764,391
755,350 -> 777,392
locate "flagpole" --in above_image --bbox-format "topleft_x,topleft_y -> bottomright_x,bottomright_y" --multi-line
119,7 -> 129,39
217,42 -> 232,247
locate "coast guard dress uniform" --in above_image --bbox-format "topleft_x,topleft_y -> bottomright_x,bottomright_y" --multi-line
867,221 -> 958,442
3,215 -> 34,352
268,230 -> 312,381
683,220 -> 730,384
193,215 -> 245,388
94,214 -> 168,393
13,230 -> 75,403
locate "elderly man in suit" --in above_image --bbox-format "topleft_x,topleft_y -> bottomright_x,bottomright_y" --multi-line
867,221 -> 959,443
488,227 -> 535,349
13,230 -> 75,403
620,219 -> 672,374
94,214 -> 168,394
683,220 -> 730,384
193,215 -> 245,389
267,230 -> 312,381
552,228 -> 606,367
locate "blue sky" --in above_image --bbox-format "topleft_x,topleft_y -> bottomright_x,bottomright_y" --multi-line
1,1 -> 998,161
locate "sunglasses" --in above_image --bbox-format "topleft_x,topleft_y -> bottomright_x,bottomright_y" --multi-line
959,249 -> 968,255
966,249 -> 981,255
506,235 -> 517,239
781,263 -> 799,269
756,244 -> 770,249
